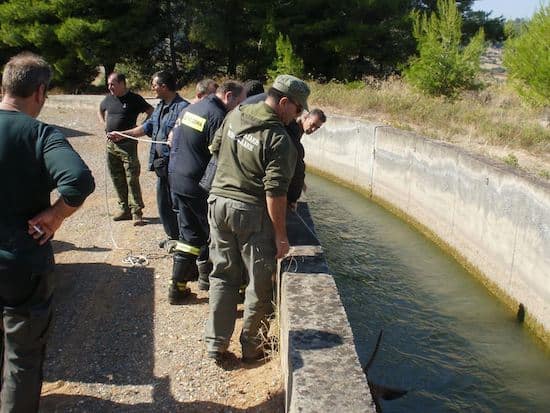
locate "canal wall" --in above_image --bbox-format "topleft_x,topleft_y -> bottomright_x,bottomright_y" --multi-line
280,204 -> 375,412
302,116 -> 550,345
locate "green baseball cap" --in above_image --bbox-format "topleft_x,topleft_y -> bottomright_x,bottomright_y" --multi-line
272,74 -> 310,111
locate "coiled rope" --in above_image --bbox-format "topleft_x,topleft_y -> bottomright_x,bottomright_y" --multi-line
103,133 -> 170,267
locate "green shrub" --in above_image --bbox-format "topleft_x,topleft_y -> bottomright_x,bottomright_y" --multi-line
503,5 -> 550,107
503,153 -> 519,167
115,60 -> 157,91
344,80 -> 365,90
404,0 -> 485,97
268,33 -> 304,79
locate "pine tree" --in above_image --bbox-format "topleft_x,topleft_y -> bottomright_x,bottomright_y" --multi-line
268,33 -> 304,79
404,0 -> 485,97
503,5 -> 550,107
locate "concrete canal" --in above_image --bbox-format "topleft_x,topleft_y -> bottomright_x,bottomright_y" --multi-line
306,173 -> 550,412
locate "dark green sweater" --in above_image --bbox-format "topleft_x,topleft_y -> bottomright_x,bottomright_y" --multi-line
210,102 -> 297,205
0,110 -> 95,271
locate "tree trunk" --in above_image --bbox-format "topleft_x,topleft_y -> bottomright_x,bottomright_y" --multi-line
227,44 -> 237,76
166,1 -> 178,78
169,30 -> 177,76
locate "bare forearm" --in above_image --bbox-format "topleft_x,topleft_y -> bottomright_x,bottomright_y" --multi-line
108,125 -> 145,142
266,194 -> 289,258
98,110 -> 106,125
51,197 -> 80,220
120,125 -> 145,137
28,197 -> 80,245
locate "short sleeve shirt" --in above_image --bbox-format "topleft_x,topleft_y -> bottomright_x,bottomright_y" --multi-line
100,91 -> 152,133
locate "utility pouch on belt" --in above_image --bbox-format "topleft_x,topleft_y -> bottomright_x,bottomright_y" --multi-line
198,155 -> 217,193
153,157 -> 168,178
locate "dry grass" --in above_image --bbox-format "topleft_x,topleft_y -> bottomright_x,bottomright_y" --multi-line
258,302 -> 280,362
308,78 -> 550,154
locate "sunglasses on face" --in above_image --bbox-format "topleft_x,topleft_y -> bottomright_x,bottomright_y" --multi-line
286,96 -> 303,114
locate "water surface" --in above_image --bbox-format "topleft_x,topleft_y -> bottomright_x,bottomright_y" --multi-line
306,173 -> 550,412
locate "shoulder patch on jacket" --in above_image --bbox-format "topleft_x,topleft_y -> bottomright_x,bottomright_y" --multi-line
180,111 -> 206,132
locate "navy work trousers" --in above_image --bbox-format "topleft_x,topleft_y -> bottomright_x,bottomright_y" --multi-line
156,175 -> 179,240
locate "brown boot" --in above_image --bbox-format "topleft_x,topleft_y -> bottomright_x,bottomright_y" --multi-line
113,210 -> 131,221
133,213 -> 145,226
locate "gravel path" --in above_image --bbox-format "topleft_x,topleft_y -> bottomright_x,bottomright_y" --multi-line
37,95 -> 283,412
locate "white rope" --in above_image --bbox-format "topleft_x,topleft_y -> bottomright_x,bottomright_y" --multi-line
110,131 -> 170,145
103,143 -> 151,267
288,207 -> 322,244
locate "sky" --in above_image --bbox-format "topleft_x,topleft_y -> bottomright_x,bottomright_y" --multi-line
472,0 -> 547,20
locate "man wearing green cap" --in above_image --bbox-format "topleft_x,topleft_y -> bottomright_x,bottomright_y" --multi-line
204,74 -> 310,362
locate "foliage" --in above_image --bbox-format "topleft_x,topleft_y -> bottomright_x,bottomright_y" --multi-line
0,0 -> 501,87
186,0 -> 270,79
310,79 -> 550,153
504,18 -> 527,39
267,33 -> 304,79
273,0 -> 419,80
462,10 -> 505,42
0,0 -> 158,90
404,0 -> 485,97
503,153 -> 519,168
503,5 -> 550,107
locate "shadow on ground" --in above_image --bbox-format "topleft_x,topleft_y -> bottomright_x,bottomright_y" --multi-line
51,124 -> 93,138
41,261 -> 282,411
51,240 -> 110,254
45,262 -> 154,386
41,377 -> 284,412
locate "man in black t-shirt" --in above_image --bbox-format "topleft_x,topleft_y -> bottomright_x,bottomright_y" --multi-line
99,72 -> 153,224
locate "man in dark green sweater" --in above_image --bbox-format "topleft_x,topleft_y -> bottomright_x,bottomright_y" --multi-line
0,53 -> 95,412
204,75 -> 310,362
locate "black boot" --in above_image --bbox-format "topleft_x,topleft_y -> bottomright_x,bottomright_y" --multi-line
169,252 -> 196,304
197,260 -> 212,291
168,282 -> 190,304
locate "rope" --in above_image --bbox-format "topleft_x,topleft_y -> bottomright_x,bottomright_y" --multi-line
102,143 -> 152,267
109,131 -> 170,145
288,207 -> 322,244
283,255 -> 299,272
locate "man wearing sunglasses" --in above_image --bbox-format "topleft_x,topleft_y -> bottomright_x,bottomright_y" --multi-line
242,92 -> 327,209
204,75 -> 310,362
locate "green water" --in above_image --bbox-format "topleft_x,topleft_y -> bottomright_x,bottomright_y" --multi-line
306,173 -> 550,413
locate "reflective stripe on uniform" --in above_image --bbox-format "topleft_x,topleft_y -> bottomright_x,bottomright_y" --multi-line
174,241 -> 201,256
180,111 -> 206,132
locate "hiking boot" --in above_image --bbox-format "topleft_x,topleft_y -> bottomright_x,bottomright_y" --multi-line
168,283 -> 190,305
241,351 -> 266,364
133,213 -> 145,226
207,350 -> 227,364
113,210 -> 132,221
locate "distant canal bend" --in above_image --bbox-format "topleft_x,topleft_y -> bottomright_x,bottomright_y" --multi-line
306,173 -> 550,413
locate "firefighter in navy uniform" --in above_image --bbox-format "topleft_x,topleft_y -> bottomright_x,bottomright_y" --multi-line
167,81 -> 245,303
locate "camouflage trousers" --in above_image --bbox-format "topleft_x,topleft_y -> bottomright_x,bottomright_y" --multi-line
107,140 -> 144,215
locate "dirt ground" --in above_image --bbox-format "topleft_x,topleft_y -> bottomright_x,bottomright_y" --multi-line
37,95 -> 284,412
